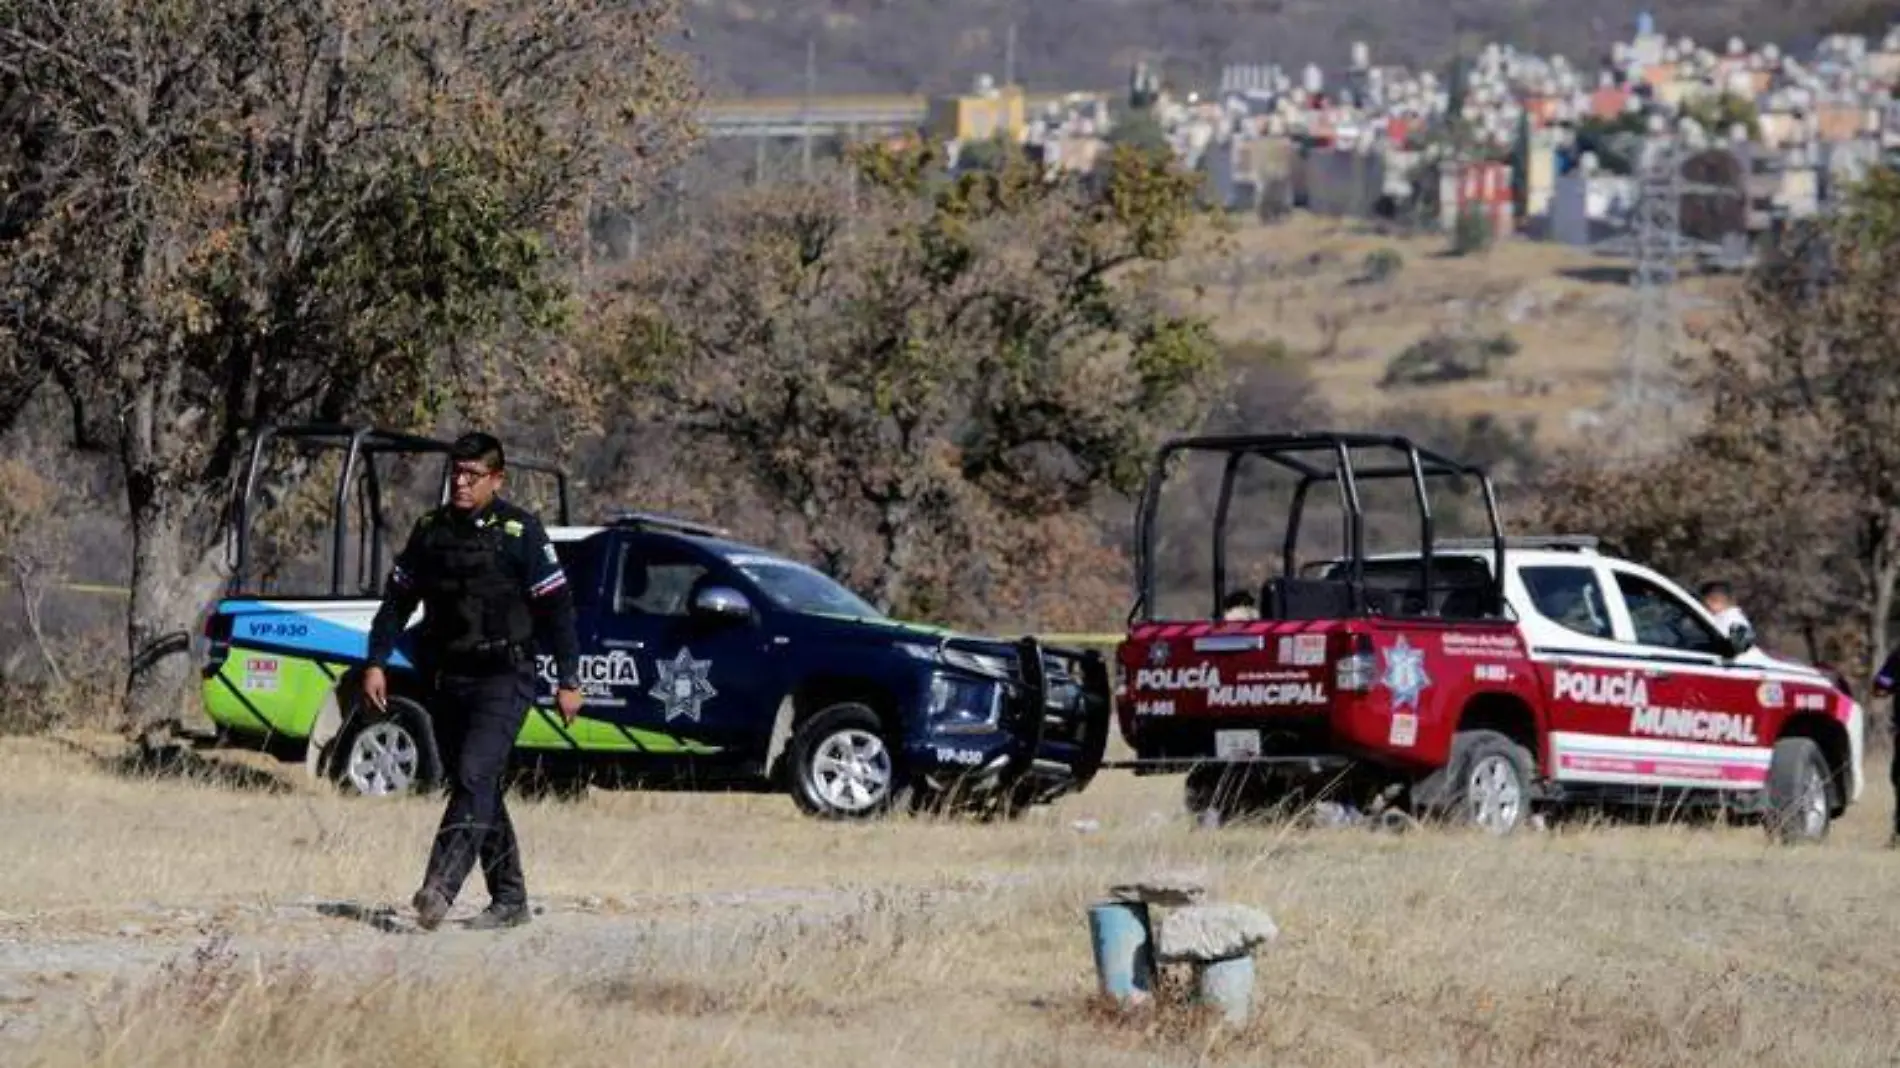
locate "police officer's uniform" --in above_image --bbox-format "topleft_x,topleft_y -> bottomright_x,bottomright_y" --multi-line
1873,647 -> 1900,841
366,495 -> 580,927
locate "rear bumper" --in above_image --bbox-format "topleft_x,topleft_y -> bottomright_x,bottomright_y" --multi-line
1119,712 -> 1419,777
1103,754 -> 1356,776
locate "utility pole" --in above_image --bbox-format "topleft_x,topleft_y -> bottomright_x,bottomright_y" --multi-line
1005,22 -> 1017,87
1614,133 -> 1685,445
802,37 -> 816,180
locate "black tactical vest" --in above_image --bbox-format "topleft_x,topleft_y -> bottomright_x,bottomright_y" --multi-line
413,507 -> 533,667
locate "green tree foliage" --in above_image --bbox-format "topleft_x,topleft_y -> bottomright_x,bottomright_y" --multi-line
1104,106 -> 1172,161
605,142 -> 1219,621
1682,92 -> 1761,141
1572,111 -> 1650,175
0,0 -> 697,743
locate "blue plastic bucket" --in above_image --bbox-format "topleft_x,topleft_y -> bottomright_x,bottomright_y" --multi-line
1087,901 -> 1156,1003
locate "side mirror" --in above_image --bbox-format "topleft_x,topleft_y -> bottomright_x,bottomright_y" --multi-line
1727,622 -> 1755,656
691,585 -> 754,623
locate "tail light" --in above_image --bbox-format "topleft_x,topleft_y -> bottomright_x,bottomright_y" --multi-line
1335,633 -> 1376,692
198,605 -> 232,672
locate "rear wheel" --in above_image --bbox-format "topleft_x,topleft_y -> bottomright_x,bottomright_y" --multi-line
787,704 -> 908,820
1433,730 -> 1535,835
330,696 -> 441,798
1765,737 -> 1831,844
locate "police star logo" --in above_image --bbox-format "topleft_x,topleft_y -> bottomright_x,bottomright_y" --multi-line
651,647 -> 717,722
1380,636 -> 1432,713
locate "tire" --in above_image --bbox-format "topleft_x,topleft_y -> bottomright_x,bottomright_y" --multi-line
1434,729 -> 1535,835
329,695 -> 442,798
1764,737 -> 1831,844
786,703 -> 908,820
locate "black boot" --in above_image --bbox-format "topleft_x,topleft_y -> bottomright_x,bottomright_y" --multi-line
412,886 -> 452,931
461,900 -> 531,930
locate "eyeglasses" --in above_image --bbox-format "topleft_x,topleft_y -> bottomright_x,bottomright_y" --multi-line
451,467 -> 496,485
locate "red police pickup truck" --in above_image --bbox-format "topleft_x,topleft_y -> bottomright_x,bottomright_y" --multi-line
1112,433 -> 1864,842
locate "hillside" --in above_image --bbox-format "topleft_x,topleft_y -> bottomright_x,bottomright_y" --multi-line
678,0 -> 1868,97
1168,213 -> 1742,449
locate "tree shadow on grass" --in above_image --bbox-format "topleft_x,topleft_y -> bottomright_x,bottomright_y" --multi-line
53,736 -> 298,796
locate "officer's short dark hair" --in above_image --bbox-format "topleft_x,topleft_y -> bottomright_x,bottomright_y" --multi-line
1222,589 -> 1257,610
450,432 -> 505,472
1698,580 -> 1732,600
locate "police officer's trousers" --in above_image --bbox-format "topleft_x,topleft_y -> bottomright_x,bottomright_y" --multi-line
421,666 -> 534,907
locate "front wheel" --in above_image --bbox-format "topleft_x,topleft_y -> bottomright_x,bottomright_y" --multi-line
1765,737 -> 1831,844
329,696 -> 441,798
786,704 -> 907,820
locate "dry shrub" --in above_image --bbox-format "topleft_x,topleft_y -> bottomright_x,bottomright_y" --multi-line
0,627 -> 125,735
0,456 -> 126,734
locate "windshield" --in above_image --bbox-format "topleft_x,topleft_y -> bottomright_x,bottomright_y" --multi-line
730,556 -> 886,619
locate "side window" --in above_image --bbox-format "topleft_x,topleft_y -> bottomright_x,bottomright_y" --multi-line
613,543 -> 711,617
553,541 -> 596,607
1519,565 -> 1614,640
1614,572 -> 1724,654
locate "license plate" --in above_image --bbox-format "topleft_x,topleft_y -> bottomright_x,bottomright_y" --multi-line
1214,729 -> 1262,760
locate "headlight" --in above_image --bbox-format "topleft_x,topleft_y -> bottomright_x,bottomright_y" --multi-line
927,672 -> 1004,733
897,641 -> 1015,681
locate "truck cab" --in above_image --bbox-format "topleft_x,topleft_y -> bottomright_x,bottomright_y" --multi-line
1112,432 -> 1863,841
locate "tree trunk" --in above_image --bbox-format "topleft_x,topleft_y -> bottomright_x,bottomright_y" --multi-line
872,494 -> 914,615
121,476 -> 227,749
0,359 -> 46,438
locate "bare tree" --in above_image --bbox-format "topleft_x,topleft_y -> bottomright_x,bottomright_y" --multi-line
1,0 -> 697,747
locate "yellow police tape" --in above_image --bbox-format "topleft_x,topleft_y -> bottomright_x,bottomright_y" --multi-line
58,583 -> 130,597
1034,633 -> 1123,646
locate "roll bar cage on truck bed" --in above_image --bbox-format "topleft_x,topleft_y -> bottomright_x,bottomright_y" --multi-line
228,423 -> 571,598
1129,431 -> 1510,625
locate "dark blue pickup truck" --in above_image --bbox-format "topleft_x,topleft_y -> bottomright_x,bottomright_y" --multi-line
200,428 -> 1112,820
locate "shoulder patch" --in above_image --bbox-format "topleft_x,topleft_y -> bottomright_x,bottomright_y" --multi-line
503,519 -> 525,537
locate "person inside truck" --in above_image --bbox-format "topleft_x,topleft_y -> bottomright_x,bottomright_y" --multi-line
1221,590 -> 1260,620
1697,580 -> 1752,638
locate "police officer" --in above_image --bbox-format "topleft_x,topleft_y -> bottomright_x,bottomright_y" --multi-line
362,432 -> 582,931
1872,647 -> 1900,845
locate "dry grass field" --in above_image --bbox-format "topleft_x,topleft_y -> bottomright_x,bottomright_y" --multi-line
1173,214 -> 1745,445
3,729 -> 1899,1067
